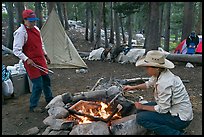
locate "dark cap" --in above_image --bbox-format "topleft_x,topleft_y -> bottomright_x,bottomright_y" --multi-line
22,9 -> 39,21
190,31 -> 196,37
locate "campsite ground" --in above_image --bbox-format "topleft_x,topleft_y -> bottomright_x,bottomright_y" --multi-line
2,29 -> 202,135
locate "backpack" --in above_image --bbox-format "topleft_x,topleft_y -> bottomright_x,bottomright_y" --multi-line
2,64 -> 11,82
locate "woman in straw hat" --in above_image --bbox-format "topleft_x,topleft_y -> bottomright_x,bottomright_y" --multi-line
123,50 -> 193,135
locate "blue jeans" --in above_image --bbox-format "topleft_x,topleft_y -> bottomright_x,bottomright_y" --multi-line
136,102 -> 191,135
30,74 -> 53,110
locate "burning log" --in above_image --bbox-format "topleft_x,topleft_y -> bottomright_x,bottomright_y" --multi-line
65,100 -> 123,124
105,104 -> 123,122
68,109 -> 107,122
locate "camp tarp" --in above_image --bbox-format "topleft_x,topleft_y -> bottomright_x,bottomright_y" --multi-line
174,35 -> 202,54
40,9 -> 87,69
195,41 -> 202,53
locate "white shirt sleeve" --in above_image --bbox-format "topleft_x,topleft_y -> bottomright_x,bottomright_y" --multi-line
13,25 -> 28,61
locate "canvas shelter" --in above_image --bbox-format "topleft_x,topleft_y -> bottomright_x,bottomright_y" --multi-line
195,41 -> 202,54
40,9 -> 87,68
174,35 -> 202,54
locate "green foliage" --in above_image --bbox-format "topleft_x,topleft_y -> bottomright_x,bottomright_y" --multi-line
169,41 -> 180,51
113,2 -> 144,17
2,12 -> 8,19
66,2 -> 86,22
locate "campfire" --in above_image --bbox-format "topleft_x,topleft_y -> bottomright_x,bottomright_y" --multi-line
42,78 -> 148,135
64,100 -> 122,124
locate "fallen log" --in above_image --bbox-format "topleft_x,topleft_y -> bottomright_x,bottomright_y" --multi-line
166,53 -> 202,64
2,45 -> 14,55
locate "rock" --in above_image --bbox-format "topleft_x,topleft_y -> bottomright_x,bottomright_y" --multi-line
62,92 -> 73,104
42,126 -> 52,135
110,114 -> 147,135
47,130 -> 70,135
48,130 -> 62,135
45,95 -> 65,110
22,127 -> 40,135
69,121 -> 110,135
43,115 -> 56,126
43,115 -> 74,130
48,106 -> 69,119
185,62 -> 194,68
76,68 -> 88,74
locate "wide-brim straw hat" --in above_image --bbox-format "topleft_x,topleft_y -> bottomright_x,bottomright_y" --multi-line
136,50 -> 175,69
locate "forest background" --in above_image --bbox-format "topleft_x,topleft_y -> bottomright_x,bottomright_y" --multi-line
2,2 -> 202,53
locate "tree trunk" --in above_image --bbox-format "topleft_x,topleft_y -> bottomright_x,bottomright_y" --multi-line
145,2 -> 160,53
164,2 -> 171,52
89,3 -> 94,43
143,3 -> 150,51
35,2 -> 43,29
56,2 -> 64,27
158,3 -> 164,46
174,30 -> 178,42
85,2 -> 89,41
103,2 -> 109,48
14,2 -> 24,27
74,4 -> 78,21
63,2 -> 69,30
94,2 -> 103,49
5,2 -> 14,50
119,13 -> 126,44
181,2 -> 194,41
195,2 -> 202,35
114,2 -> 121,48
109,2 -> 114,44
127,15 -> 132,48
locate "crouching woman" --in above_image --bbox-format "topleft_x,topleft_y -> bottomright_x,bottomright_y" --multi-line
123,50 -> 193,135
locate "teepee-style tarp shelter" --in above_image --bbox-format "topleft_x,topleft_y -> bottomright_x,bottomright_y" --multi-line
40,9 -> 87,68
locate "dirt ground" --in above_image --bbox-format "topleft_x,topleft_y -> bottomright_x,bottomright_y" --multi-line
2,29 -> 202,135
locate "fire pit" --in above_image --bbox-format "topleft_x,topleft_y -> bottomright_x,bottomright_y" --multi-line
42,78 -> 147,135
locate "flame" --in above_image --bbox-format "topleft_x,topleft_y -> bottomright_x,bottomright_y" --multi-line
98,102 -> 110,119
66,101 -> 121,124
78,115 -> 92,124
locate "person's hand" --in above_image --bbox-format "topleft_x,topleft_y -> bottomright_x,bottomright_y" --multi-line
135,102 -> 143,110
44,55 -> 51,64
123,85 -> 134,91
26,58 -> 35,66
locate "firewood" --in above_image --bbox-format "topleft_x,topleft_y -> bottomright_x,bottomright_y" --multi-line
68,109 -> 107,122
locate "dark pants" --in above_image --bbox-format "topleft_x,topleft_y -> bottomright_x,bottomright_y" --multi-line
136,102 -> 191,135
30,74 -> 53,110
